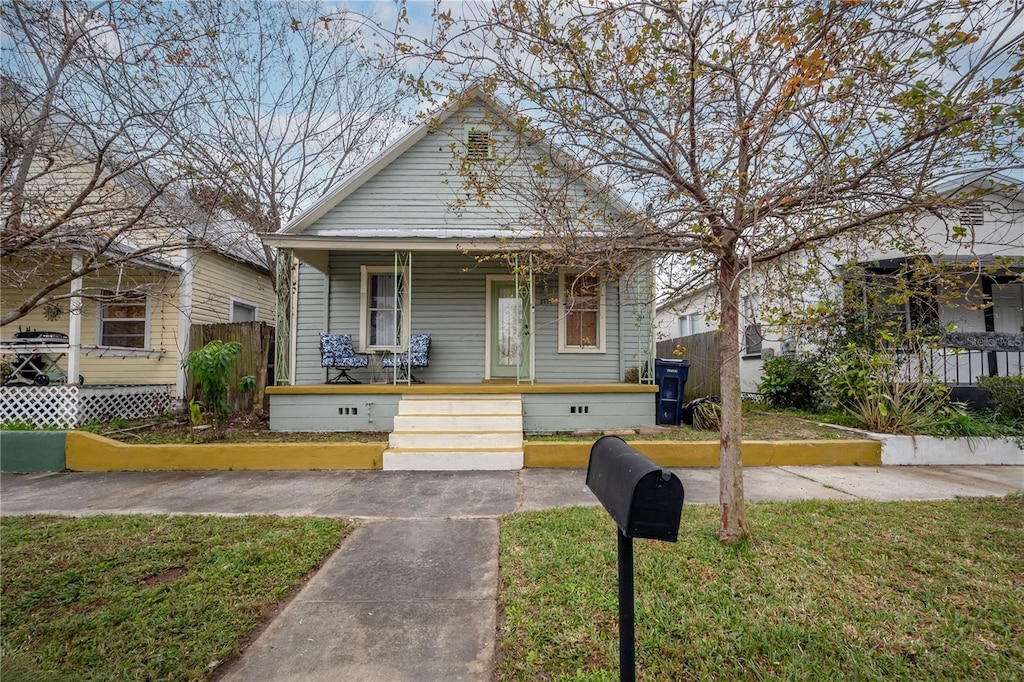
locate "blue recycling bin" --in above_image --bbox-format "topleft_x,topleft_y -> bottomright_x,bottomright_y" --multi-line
654,359 -> 690,426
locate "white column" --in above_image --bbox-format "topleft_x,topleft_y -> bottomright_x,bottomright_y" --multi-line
176,247 -> 194,399
67,253 -> 83,384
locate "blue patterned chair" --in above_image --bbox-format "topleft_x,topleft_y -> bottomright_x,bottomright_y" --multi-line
319,333 -> 368,384
381,332 -> 431,383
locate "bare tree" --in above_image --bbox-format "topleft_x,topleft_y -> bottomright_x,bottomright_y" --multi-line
176,1 -> 410,239
1,0 -> 226,327
402,0 -> 1024,541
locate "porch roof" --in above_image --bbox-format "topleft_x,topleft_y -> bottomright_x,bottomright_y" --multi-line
263,233 -> 556,253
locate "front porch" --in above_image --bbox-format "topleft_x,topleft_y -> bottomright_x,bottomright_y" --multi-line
267,383 -> 658,435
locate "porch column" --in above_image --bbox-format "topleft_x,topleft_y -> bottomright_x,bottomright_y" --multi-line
67,253 -> 83,385
176,246 -> 194,399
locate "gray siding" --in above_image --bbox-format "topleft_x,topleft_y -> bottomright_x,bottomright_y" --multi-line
327,251 -> 503,383
294,263 -> 329,384
311,251 -> 640,383
522,393 -> 654,433
269,394 -> 400,432
303,102 -> 600,238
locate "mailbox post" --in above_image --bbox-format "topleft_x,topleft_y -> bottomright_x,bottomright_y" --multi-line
586,436 -> 684,682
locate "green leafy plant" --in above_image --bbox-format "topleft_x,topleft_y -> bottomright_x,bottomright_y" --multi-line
239,374 -> 257,393
978,375 -> 1024,422
181,340 -> 242,424
759,355 -> 823,410
692,398 -> 722,431
822,342 -> 950,434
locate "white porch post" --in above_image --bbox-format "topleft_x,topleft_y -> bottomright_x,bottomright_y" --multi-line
67,253 -> 83,384
176,246 -> 194,399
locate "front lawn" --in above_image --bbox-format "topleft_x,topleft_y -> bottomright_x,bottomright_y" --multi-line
1,515 -> 352,681
498,496 -> 1024,681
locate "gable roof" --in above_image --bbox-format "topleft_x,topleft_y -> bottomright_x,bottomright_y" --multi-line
276,88 -> 638,237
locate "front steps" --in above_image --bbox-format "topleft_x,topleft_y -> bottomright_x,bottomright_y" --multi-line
383,394 -> 524,470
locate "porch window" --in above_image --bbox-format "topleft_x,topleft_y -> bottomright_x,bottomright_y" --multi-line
559,270 -> 605,352
99,291 -> 148,348
360,266 -> 407,351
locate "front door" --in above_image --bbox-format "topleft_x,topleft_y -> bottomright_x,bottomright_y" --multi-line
488,279 -> 531,379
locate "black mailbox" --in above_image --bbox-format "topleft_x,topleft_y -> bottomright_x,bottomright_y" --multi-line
586,435 -> 684,542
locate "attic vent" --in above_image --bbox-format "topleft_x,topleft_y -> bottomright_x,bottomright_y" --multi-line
465,129 -> 491,160
960,202 -> 985,228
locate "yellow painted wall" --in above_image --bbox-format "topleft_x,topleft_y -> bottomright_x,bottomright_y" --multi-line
523,439 -> 881,468
2,265 -> 181,388
190,252 -> 274,325
66,431 -> 383,470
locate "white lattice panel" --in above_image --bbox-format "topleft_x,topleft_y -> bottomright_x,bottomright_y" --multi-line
0,386 -> 79,428
1,385 -> 173,428
78,386 -> 173,424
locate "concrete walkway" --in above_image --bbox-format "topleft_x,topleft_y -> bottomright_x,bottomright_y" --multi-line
2,466 -> 1022,681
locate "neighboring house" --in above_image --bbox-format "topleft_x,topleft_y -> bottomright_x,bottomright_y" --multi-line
657,174 -> 1024,397
263,90 -> 658,468
1,225 -> 274,400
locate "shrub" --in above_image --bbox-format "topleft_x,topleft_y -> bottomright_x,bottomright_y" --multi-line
692,398 -> 721,431
821,342 -> 950,434
978,375 -> 1024,421
759,355 -> 822,410
181,340 -> 242,424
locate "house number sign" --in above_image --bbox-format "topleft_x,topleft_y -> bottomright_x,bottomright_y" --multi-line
940,332 -> 1024,352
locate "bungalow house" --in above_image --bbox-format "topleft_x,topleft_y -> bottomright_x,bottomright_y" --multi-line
262,90 -> 659,469
656,173 -> 1024,401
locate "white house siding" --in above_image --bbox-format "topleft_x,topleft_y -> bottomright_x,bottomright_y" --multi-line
189,252 -> 274,325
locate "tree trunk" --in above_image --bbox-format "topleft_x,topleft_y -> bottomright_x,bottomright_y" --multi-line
718,251 -> 749,542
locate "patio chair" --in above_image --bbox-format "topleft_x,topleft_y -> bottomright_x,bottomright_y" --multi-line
381,332 -> 431,383
319,333 -> 368,384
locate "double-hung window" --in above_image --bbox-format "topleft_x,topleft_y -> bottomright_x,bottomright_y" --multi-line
360,266 -> 407,351
559,270 -> 605,352
99,291 -> 148,348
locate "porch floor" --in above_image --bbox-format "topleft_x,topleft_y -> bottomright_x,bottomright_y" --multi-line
267,382 -> 658,395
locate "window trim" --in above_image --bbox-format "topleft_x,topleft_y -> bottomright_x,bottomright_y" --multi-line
96,291 -> 150,349
229,297 -> 258,323
358,265 -> 409,352
558,269 -> 606,353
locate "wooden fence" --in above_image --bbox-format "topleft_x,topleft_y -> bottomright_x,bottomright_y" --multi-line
187,321 -> 274,414
656,330 -> 720,401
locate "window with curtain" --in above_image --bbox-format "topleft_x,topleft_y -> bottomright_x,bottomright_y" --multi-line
559,271 -> 605,352
361,267 -> 406,350
99,291 -> 147,348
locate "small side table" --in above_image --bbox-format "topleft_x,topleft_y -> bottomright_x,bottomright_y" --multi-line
367,351 -> 390,384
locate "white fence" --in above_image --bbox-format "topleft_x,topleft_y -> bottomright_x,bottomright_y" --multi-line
0,385 -> 174,429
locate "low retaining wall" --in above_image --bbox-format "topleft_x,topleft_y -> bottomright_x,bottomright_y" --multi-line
876,435 -> 1023,466
66,432 -> 384,471
0,431 -> 67,472
2,431 -> 884,471
523,439 -> 881,468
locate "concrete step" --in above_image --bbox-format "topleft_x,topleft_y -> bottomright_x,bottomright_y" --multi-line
392,414 -> 523,432
398,397 -> 522,416
382,449 -> 524,471
388,430 -> 523,450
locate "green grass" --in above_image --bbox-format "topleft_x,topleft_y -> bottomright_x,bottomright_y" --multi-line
498,496 -> 1024,681
528,408 -> 851,441
1,515 -> 353,681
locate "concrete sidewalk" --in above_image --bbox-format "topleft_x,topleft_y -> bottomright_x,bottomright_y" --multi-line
2,466 -> 1021,681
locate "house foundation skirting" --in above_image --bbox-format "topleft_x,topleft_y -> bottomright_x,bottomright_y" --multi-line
267,384 -> 659,434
